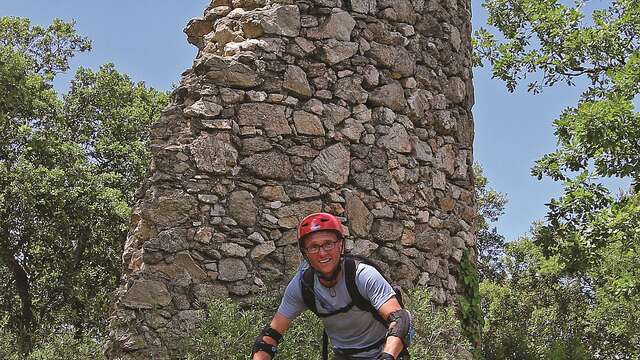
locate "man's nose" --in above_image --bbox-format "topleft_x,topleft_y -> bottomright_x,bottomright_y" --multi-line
318,246 -> 330,255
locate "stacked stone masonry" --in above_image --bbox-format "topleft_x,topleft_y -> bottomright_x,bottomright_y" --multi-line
105,0 -> 475,357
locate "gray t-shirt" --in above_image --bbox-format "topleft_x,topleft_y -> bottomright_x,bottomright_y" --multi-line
277,259 -> 396,358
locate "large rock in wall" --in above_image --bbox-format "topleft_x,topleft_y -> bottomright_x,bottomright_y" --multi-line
105,0 -> 475,357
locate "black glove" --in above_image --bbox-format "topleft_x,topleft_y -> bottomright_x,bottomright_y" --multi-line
376,352 -> 395,360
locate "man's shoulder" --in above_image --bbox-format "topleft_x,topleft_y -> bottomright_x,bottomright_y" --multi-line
351,259 -> 388,287
348,256 -> 382,276
284,271 -> 304,293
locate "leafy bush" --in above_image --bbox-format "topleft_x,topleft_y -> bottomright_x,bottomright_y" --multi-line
182,297 -> 264,359
407,288 -> 473,359
183,296 -> 326,360
28,333 -> 105,360
183,287 -> 472,360
0,329 -> 104,360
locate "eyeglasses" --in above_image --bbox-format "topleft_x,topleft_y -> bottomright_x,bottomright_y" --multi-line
304,240 -> 339,254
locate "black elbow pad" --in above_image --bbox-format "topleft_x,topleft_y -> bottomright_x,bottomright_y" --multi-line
386,309 -> 413,347
260,325 -> 284,344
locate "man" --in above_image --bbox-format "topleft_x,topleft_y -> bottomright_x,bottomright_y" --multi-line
251,212 -> 412,360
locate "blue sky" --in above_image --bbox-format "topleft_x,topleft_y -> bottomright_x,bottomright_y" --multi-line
2,1 -> 628,241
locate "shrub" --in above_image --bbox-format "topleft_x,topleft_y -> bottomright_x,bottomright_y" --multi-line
183,287 -> 472,359
183,296 -> 326,360
0,329 -> 104,360
184,297 -> 269,360
407,288 -> 473,360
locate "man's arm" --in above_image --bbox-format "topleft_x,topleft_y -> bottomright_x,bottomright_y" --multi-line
252,313 -> 292,360
377,297 -> 408,359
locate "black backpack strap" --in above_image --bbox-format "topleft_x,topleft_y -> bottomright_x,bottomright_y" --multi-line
393,285 -> 405,308
344,256 -> 369,311
322,330 -> 329,360
301,265 -> 356,317
300,267 -> 319,315
344,255 -> 387,325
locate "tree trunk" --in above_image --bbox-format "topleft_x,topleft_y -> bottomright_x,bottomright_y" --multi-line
0,237 -> 34,355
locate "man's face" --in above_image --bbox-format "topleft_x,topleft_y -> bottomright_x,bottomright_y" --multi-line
302,230 -> 342,276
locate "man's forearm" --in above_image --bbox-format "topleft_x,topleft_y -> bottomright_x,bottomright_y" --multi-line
252,313 -> 292,360
382,335 -> 404,358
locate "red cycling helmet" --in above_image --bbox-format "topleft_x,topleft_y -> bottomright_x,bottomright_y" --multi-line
297,212 -> 344,249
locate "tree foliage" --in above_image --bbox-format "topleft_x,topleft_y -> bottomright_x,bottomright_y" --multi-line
481,229 -> 640,358
481,236 -> 595,359
474,164 -> 508,282
475,0 -> 640,356
0,16 -> 168,356
63,65 -> 168,201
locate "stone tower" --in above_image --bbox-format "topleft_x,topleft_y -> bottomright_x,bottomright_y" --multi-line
105,0 -> 475,357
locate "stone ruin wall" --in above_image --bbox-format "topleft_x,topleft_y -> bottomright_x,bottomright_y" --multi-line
105,0 -> 475,357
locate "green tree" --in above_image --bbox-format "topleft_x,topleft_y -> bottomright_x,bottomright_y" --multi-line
475,0 -> 640,355
63,64 -> 168,201
0,17 -> 168,355
474,164 -> 508,282
481,235 -> 594,360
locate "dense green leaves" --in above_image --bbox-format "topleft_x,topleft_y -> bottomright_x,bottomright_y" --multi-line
63,64 -> 168,201
0,17 -> 167,356
457,250 -> 484,356
476,0 -> 640,356
481,238 -> 594,360
481,232 -> 640,358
